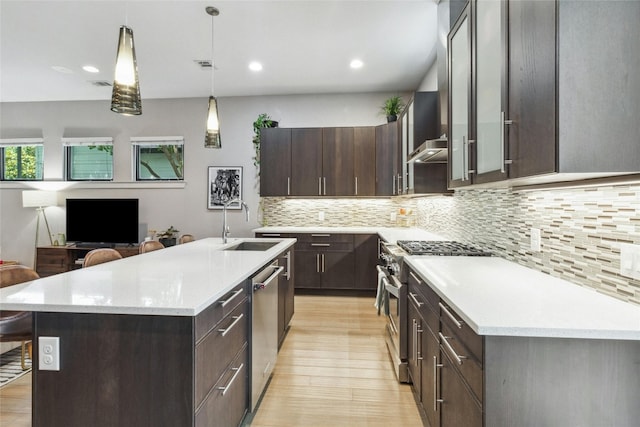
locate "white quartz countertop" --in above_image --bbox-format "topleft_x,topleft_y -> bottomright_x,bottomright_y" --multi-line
404,256 -> 640,340
253,226 -> 446,243
0,238 -> 296,316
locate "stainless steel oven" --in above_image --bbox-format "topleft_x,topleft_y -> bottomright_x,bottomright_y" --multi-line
378,242 -> 409,383
377,239 -> 491,384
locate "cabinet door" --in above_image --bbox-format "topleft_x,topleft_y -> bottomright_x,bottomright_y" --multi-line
321,250 -> 355,289
290,128 -> 322,196
474,0 -> 508,184
260,127 -> 291,196
448,5 -> 471,188
293,250 -> 321,289
353,127 -> 376,196
375,122 -> 399,196
354,234 -> 378,290
407,296 -> 422,393
421,328 -> 441,427
508,0 -> 556,178
322,127 -> 354,196
440,349 -> 482,427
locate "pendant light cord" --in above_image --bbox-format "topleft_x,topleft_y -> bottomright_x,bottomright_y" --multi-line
210,12 -> 215,97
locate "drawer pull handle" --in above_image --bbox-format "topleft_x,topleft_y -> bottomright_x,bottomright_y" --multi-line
219,289 -> 243,307
439,302 -> 465,328
218,313 -> 244,337
409,271 -> 422,284
409,292 -> 424,307
311,234 -> 331,237
311,243 -> 331,247
261,233 -> 281,237
218,363 -> 244,396
434,356 -> 443,411
439,332 -> 466,365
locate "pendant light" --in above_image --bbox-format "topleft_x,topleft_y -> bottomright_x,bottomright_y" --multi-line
111,25 -> 142,115
205,6 -> 221,148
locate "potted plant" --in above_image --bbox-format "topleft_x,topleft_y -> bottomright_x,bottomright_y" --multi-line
381,95 -> 405,122
252,113 -> 279,176
156,226 -> 179,247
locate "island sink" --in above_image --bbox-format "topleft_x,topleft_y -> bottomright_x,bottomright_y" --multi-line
223,241 -> 279,251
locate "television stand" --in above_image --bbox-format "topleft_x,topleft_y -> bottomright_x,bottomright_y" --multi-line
36,244 -> 139,277
75,242 -> 115,249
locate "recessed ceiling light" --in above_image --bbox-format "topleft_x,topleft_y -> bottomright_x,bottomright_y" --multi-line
82,65 -> 100,73
350,59 -> 364,69
249,61 -> 263,72
51,66 -> 73,74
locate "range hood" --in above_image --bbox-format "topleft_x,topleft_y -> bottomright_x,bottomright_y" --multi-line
407,135 -> 448,163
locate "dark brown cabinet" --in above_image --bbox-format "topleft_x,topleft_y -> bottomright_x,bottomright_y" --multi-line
259,127 -> 291,196
295,233 -> 355,289
256,232 -> 379,291
277,250 -> 295,348
375,122 -> 400,196
36,245 -> 139,277
354,234 -> 378,290
291,128 -> 323,196
353,127 -> 376,196
323,127 -> 355,196
449,0 -> 640,189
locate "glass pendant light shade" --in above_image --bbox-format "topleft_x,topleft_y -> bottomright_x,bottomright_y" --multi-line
205,96 -> 221,148
111,25 -> 142,115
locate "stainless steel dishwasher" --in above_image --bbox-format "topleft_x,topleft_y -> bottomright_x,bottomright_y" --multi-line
251,260 -> 283,411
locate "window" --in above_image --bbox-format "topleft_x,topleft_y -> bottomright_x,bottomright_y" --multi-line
63,137 -> 113,181
0,138 -> 44,181
131,137 -> 184,181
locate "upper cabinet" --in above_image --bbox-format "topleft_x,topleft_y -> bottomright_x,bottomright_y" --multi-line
448,0 -> 640,188
260,126 -> 378,197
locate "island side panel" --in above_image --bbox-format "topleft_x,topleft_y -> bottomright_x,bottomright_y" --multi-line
484,336 -> 640,427
33,312 -> 194,427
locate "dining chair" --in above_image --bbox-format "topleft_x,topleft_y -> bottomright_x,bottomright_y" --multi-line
0,264 -> 39,370
139,240 -> 165,254
82,248 -> 123,268
179,234 -> 195,244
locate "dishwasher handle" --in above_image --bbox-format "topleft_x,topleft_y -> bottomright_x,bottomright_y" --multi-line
253,266 -> 284,291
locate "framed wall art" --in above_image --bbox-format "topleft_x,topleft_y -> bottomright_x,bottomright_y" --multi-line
208,166 -> 242,209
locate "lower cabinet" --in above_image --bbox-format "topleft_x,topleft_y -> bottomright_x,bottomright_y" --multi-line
407,267 -> 483,427
256,232 -> 379,291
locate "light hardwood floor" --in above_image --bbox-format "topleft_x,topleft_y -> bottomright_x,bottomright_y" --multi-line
0,295 -> 423,427
248,294 -> 423,426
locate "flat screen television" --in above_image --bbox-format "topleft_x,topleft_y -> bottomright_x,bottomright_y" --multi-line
66,198 -> 139,247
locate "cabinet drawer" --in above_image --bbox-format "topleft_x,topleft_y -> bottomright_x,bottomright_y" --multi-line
440,321 -> 483,403
195,283 -> 248,342
408,282 -> 439,338
295,242 -> 353,252
255,232 -> 296,239
195,300 -> 248,409
439,302 -> 483,364
295,233 -> 354,243
195,345 -> 248,427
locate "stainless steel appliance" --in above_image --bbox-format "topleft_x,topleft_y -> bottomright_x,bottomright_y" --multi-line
378,240 -> 491,384
251,261 -> 284,411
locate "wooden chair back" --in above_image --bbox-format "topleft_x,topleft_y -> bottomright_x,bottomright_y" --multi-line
179,234 -> 195,244
82,248 -> 123,268
139,240 -> 165,254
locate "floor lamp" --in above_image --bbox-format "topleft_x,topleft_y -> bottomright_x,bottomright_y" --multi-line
22,190 -> 57,268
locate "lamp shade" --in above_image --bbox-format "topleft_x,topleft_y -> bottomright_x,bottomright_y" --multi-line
111,25 -> 142,115
22,190 -> 58,208
205,96 -> 221,148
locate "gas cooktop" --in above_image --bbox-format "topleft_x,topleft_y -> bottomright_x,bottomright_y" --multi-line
397,240 -> 492,257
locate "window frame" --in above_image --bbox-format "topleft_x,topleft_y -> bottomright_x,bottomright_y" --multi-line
131,136 -> 184,182
62,137 -> 114,181
0,138 -> 45,181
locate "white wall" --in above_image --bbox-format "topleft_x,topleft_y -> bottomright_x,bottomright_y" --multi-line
0,92 -> 398,267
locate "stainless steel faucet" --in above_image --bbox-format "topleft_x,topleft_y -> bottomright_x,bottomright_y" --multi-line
222,198 -> 250,243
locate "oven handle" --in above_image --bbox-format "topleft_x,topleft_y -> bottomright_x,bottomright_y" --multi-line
384,281 -> 399,298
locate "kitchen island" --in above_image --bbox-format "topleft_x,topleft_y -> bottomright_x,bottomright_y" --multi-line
0,237 -> 296,427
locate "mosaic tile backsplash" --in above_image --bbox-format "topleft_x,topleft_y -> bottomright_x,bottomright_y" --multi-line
261,183 -> 640,305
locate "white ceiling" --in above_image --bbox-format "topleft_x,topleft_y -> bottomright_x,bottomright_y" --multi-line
0,0 -> 439,103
